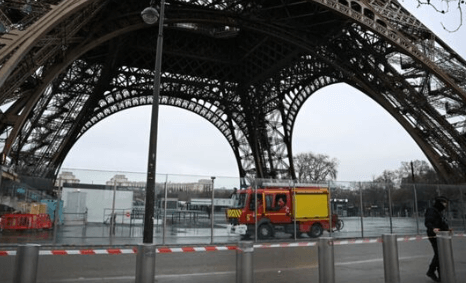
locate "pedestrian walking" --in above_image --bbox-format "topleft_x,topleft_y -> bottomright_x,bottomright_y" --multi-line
424,196 -> 450,282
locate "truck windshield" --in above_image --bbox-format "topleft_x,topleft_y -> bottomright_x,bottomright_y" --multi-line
231,193 -> 247,209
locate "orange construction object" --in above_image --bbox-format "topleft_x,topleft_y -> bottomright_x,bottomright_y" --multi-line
0,213 -> 52,230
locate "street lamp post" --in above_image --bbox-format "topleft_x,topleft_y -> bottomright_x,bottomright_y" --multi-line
141,0 -> 165,244
136,2 -> 165,282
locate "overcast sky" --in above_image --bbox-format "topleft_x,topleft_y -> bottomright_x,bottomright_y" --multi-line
61,2 -> 466,184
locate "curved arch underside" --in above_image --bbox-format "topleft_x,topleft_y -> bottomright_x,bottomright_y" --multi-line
0,0 -> 465,183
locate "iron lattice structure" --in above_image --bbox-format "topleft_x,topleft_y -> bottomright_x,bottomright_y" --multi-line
0,0 -> 465,183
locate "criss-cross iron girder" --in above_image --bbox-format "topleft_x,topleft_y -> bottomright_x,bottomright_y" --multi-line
0,0 -> 465,183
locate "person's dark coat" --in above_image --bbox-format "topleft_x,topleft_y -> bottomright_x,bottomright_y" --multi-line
424,199 -> 449,237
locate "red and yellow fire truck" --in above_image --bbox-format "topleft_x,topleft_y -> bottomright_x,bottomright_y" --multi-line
226,183 -> 340,239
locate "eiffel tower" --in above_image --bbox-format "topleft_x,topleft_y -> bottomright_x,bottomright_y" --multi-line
0,0 -> 465,184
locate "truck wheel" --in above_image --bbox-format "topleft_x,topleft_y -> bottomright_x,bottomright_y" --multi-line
307,223 -> 323,238
258,223 -> 273,239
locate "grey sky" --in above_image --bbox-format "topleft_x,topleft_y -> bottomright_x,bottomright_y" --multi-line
61,2 -> 466,182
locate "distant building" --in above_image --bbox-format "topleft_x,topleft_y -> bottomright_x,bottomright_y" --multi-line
106,174 -> 146,189
166,179 -> 212,193
59,173 -> 214,195
57,171 -> 80,185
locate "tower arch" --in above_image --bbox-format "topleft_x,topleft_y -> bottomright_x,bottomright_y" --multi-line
0,0 -> 464,183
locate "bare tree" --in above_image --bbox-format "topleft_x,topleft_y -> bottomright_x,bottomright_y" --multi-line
373,170 -> 398,184
399,160 -> 440,184
399,160 -> 431,178
294,152 -> 339,182
372,160 -> 440,185
416,0 -> 464,31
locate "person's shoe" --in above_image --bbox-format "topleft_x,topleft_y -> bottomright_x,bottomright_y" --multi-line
426,270 -> 440,282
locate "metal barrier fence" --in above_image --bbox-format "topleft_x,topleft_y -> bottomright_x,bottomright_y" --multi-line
1,170 -> 465,245
5,233 -> 461,283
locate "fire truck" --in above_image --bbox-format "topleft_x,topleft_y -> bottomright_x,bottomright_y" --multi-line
226,183 -> 341,239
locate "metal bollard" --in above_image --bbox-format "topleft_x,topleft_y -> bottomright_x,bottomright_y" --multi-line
437,231 -> 457,283
318,237 -> 335,283
135,244 -> 156,283
13,244 -> 40,283
382,234 -> 400,283
236,241 -> 254,283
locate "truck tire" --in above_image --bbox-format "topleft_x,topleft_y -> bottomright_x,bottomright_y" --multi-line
307,223 -> 323,238
258,223 -> 274,239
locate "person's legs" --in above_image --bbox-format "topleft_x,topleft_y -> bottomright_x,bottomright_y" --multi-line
427,237 -> 440,282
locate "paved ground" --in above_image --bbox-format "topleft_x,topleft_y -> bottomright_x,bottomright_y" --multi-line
4,216 -> 463,247
1,235 -> 465,282
1,216 -> 465,282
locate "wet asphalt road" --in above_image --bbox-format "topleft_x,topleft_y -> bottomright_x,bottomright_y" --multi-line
0,236 -> 465,283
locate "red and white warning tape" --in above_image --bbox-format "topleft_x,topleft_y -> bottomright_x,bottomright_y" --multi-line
253,241 -> 317,249
157,246 -> 237,253
0,246 -> 237,256
0,234 -> 464,256
0,248 -> 136,256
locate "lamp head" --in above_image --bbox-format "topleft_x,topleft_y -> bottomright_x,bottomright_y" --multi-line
141,7 -> 159,25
